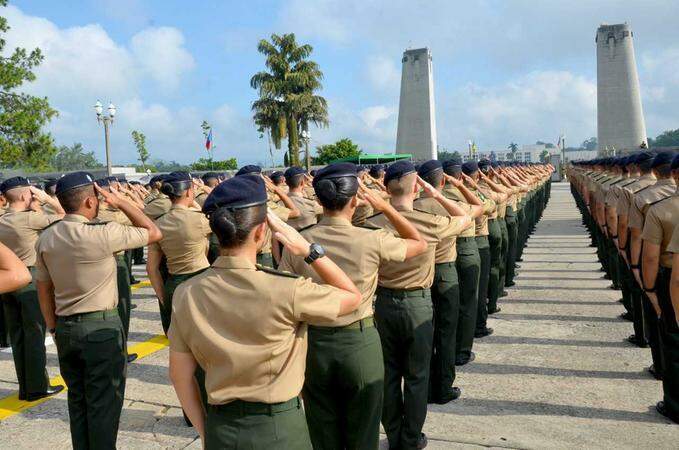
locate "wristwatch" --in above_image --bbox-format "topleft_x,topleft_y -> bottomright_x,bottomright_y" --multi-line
304,243 -> 326,264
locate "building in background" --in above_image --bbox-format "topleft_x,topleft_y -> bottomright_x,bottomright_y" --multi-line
596,23 -> 647,154
395,48 -> 437,162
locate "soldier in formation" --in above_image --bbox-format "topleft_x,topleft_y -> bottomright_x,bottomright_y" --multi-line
569,151 -> 679,426
0,159 -> 553,449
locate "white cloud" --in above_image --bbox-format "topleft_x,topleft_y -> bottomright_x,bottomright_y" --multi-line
130,27 -> 195,92
365,55 -> 401,93
359,105 -> 397,129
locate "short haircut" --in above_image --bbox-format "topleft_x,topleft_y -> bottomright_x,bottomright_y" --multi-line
654,164 -> 672,178
57,185 -> 94,213
387,172 -> 416,196
4,187 -> 29,202
421,169 -> 443,188
286,174 -> 305,189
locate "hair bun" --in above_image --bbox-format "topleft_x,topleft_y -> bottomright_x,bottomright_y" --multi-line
160,182 -> 175,196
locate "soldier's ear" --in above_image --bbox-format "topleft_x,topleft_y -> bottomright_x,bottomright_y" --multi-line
350,195 -> 358,208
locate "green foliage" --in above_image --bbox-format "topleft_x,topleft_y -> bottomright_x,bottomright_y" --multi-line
650,129 -> 679,147
508,142 -> 519,160
314,138 -> 361,164
437,150 -> 461,161
149,159 -> 191,172
251,33 -> 329,166
0,1 -> 58,170
131,130 -> 149,170
539,149 -> 550,163
190,157 -> 237,171
581,137 -> 597,151
50,143 -> 103,171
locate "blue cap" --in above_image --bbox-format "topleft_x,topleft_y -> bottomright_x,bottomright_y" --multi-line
461,161 -> 479,175
634,151 -> 653,165
442,158 -> 462,175
478,159 -> 491,171
43,178 -> 58,190
235,165 -> 262,177
284,166 -> 306,180
95,177 -> 111,188
202,174 -> 267,215
357,165 -> 368,173
384,160 -> 416,185
0,176 -> 31,194
162,171 -> 193,195
56,171 -> 95,195
651,151 -> 675,168
313,163 -> 357,187
202,172 -> 219,182
369,165 -> 385,178
417,160 -> 443,178
269,171 -> 284,181
672,154 -> 679,170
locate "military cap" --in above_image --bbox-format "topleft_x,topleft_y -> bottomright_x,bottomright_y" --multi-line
310,170 -> 318,177
269,171 -> 284,182
369,165 -> 385,178
312,163 -> 357,187
672,154 -> 679,170
491,161 -> 500,168
0,176 -> 31,194
129,180 -> 141,185
384,160 -> 416,185
149,174 -> 164,184
651,151 -> 675,168
56,171 -> 95,195
95,177 -> 111,188
357,165 -> 368,173
478,159 -> 491,171
417,160 -> 443,178
44,178 -> 58,190
116,175 -> 127,183
461,160 -> 479,175
442,157 -> 462,175
235,165 -> 262,177
202,172 -> 219,182
202,174 -> 267,215
284,166 -> 306,180
633,151 -> 653,165
162,171 -> 193,195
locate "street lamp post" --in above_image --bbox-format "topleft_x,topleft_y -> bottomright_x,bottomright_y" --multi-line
301,130 -> 311,171
94,100 -> 116,176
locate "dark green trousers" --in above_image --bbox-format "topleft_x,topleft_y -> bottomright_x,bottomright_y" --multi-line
497,218 -> 509,295
115,255 -> 132,341
304,321 -> 383,450
516,205 -> 526,260
657,267 -> 679,418
125,250 -> 135,284
505,209 -> 518,286
161,269 -> 208,335
429,262 -> 460,402
256,252 -> 274,268
0,305 -> 9,348
1,277 -> 50,398
55,310 -> 126,450
487,219 -> 502,313
455,237 -> 480,361
475,236 -> 491,333
375,287 -> 433,450
132,247 -> 145,264
205,398 -> 311,450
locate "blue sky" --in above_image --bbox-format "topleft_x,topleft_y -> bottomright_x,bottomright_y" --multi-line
5,0 -> 679,166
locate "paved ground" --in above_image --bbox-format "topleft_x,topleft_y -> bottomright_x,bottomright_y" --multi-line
0,182 -> 676,449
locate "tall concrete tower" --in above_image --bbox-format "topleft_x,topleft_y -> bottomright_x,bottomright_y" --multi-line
395,48 -> 437,161
596,23 -> 647,154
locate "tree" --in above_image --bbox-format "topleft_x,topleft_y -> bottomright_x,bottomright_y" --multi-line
149,159 -> 190,172
314,138 -> 361,164
0,0 -> 58,170
581,137 -> 597,151
438,150 -> 461,161
539,149 -> 550,163
251,33 -> 329,167
651,129 -> 679,147
191,157 -> 237,171
508,142 -> 519,160
131,130 -> 149,171
50,143 -> 103,171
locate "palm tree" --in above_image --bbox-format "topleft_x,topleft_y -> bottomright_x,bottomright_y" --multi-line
251,33 -> 329,166
508,142 -> 519,160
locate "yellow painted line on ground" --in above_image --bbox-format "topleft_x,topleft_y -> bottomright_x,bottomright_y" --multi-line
0,278 -> 168,421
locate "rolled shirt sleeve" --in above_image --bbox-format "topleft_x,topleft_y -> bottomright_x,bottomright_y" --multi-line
377,229 -> 408,263
105,222 -> 150,255
641,208 -> 663,245
292,277 -> 342,322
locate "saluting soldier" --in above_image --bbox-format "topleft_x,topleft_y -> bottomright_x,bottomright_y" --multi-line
168,174 -> 361,449
664,220 -> 679,425
269,170 -> 286,189
641,152 -> 679,424
279,163 -> 426,449
415,160 -> 475,405
629,152 -> 676,380
35,172 -> 162,450
0,177 -> 65,401
41,179 -> 60,215
365,160 -> 471,450
144,175 -> 173,220
284,166 -> 323,230
0,241 -> 31,294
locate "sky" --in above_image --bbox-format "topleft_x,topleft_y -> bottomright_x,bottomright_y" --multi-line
4,0 -> 679,166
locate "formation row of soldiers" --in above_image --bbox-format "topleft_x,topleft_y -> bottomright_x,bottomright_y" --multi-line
0,157 -> 551,450
568,151 -> 679,426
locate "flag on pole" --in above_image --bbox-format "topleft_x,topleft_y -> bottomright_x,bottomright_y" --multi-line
205,128 -> 213,151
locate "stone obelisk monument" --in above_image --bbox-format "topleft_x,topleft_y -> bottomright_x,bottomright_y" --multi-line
596,23 -> 647,154
395,48 -> 437,161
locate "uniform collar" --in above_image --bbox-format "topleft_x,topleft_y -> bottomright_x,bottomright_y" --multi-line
63,214 -> 91,223
655,178 -> 676,186
171,203 -> 189,211
212,255 -> 257,270
318,215 -> 352,227
640,174 -> 656,181
288,191 -> 304,198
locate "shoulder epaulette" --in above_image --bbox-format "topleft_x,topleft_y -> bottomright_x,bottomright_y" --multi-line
413,207 -> 437,216
357,224 -> 381,230
365,211 -> 384,221
41,220 -> 62,230
255,265 -> 299,278
296,223 -> 317,233
86,221 -> 109,226
619,179 -> 638,189
633,184 -> 653,195
649,194 -> 677,207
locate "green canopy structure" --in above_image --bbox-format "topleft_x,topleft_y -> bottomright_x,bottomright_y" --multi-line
329,153 -> 413,164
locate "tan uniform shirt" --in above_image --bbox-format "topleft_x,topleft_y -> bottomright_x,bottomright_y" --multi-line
151,204 -> 211,274
617,174 -> 655,217
629,179 -> 677,230
41,200 -> 61,216
286,193 -> 323,231
351,202 -> 374,226
666,223 -> 679,254
442,184 -> 476,238
366,206 -> 466,290
168,255 -> 342,404
279,216 -> 408,327
472,188 -> 496,236
0,210 -> 61,266
641,192 -> 679,268
35,214 -> 149,316
194,191 -> 208,208
261,200 -> 291,254
414,197 -> 470,263
96,206 -> 132,256
144,194 -> 172,219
